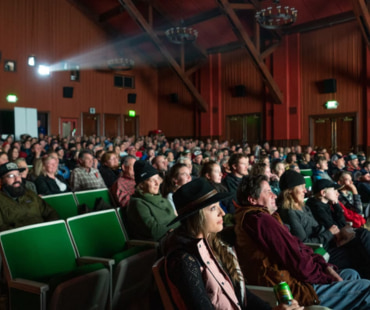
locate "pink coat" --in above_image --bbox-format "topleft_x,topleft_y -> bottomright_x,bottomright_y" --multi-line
166,238 -> 244,310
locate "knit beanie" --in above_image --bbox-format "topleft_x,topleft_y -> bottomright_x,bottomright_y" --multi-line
279,170 -> 305,192
134,160 -> 158,185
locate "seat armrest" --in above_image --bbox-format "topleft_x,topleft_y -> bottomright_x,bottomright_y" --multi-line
304,243 -> 323,250
10,278 -> 49,294
127,240 -> 159,248
77,256 -> 115,268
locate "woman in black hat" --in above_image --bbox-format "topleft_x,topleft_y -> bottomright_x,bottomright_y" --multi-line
162,177 -> 303,310
125,160 -> 179,241
278,170 -> 370,280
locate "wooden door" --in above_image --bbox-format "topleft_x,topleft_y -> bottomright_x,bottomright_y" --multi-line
227,116 -> 243,145
82,113 -> 99,137
227,114 -> 262,146
123,115 -> 138,139
337,116 -> 355,154
104,114 -> 121,138
310,114 -> 356,154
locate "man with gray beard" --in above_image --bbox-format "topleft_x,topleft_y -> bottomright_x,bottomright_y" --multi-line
0,162 -> 58,231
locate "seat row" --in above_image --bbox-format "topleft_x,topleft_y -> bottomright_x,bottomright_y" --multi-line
42,188 -> 114,220
0,209 -> 158,310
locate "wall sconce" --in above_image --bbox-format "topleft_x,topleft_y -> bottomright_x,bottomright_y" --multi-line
6,94 -> 18,103
4,60 -> 16,72
28,55 -> 36,66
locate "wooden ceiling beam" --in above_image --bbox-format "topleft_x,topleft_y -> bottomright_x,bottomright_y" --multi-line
229,3 -> 255,10
217,0 -> 283,104
118,0 -> 208,112
353,0 -> 370,47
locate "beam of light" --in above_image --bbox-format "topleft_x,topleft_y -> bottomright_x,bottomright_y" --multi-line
47,37 -> 143,73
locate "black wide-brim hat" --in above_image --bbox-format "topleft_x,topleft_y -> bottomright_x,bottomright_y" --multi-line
167,177 -> 232,226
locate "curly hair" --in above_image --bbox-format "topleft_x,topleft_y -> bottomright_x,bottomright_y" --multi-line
237,175 -> 268,206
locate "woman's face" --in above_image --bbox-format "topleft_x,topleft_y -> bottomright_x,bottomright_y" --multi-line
44,158 -> 58,174
141,174 -> 161,195
11,148 -> 19,160
275,163 -> 285,177
105,154 -> 119,169
174,167 -> 191,187
207,164 -> 222,184
292,184 -> 306,204
202,203 -> 225,236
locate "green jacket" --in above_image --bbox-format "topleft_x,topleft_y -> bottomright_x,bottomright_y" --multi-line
126,189 -> 179,241
0,189 -> 59,231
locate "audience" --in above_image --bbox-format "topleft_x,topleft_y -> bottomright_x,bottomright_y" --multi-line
110,155 -> 137,208
234,174 -> 370,308
99,151 -> 120,188
0,162 -> 59,231
126,160 -> 179,241
70,150 -> 106,192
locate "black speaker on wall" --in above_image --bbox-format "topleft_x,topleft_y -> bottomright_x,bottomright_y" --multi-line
170,93 -> 179,103
63,87 -> 74,98
234,85 -> 247,97
318,79 -> 337,94
128,93 -> 136,104
114,76 -> 123,88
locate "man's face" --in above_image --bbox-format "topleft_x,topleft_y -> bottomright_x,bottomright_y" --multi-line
255,181 -> 277,214
123,158 -> 136,179
234,157 -> 249,177
154,156 -> 168,172
1,170 -> 25,197
193,155 -> 203,165
350,158 -> 359,168
81,153 -> 94,169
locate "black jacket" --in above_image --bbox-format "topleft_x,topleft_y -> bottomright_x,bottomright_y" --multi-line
35,174 -> 70,196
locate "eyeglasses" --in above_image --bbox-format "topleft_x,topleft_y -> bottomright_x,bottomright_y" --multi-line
5,173 -> 21,179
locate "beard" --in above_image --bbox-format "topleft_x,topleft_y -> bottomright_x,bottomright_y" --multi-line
3,182 -> 26,198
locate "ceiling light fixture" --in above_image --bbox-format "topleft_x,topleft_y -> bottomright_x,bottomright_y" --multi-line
107,58 -> 134,71
255,0 -> 298,30
165,21 -> 198,44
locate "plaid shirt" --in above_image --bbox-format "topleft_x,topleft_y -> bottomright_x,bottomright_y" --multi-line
110,175 -> 136,208
70,167 -> 107,192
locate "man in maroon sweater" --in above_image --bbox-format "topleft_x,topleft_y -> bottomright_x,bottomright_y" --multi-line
234,174 -> 370,309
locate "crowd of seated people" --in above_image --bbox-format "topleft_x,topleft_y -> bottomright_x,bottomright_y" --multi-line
3,132 -> 370,307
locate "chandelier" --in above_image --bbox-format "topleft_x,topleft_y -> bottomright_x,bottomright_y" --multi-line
255,0 -> 298,30
107,58 -> 134,70
165,23 -> 198,44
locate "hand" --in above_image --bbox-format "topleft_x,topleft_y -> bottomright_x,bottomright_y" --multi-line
346,183 -> 358,194
329,225 -> 340,235
273,299 -> 303,310
270,174 -> 279,182
326,266 -> 343,281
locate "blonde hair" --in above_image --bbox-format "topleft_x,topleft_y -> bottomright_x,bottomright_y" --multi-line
279,186 -> 304,210
181,209 -> 242,285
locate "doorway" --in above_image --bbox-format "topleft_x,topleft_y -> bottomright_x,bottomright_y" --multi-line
82,113 -> 100,137
226,114 -> 262,145
310,113 -> 357,154
104,114 -> 121,138
123,115 -> 139,139
60,118 -> 78,138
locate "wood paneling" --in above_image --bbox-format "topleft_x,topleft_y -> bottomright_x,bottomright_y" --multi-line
0,0 -> 158,137
301,21 -> 363,148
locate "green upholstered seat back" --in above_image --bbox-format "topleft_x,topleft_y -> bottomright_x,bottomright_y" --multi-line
67,209 -> 127,258
42,192 -> 78,220
74,188 -> 112,210
0,220 -> 77,281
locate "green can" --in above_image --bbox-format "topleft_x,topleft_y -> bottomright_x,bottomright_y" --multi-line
273,282 -> 293,305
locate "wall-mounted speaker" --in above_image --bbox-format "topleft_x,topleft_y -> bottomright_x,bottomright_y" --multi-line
318,79 -> 337,94
63,87 -> 74,98
234,85 -> 247,97
170,93 -> 179,103
128,93 -> 136,104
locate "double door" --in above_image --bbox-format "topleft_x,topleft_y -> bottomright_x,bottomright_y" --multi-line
310,114 -> 356,154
